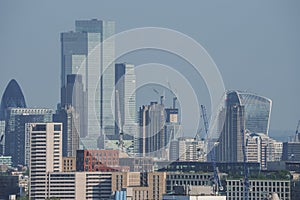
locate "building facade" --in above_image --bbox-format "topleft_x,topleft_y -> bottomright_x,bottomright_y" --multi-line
29,123 -> 63,200
112,172 -> 167,200
115,63 -> 137,137
138,102 -> 166,159
0,79 -> 27,120
5,108 -> 53,166
53,105 -> 80,157
215,90 -> 272,163
60,74 -> 86,138
282,142 -> 300,161
61,19 -> 115,149
76,149 -> 124,172
177,137 -> 205,162
226,179 -> 290,200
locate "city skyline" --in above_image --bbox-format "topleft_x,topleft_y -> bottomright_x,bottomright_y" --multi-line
0,1 -> 299,137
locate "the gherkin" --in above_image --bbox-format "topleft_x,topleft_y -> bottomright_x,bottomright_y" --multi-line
0,79 -> 27,120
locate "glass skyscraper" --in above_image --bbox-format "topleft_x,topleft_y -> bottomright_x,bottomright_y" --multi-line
61,19 -> 115,149
5,108 -> 53,166
215,90 -> 272,162
115,63 -> 137,136
236,91 -> 272,135
0,79 -> 27,120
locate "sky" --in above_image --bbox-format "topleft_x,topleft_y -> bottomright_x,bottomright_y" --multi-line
0,1 -> 299,139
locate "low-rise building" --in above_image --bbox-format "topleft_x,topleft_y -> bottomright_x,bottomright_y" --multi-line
226,179 -> 290,200
112,172 -> 166,200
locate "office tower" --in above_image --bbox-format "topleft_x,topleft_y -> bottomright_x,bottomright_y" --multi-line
164,107 -> 183,161
214,90 -> 272,163
245,132 -> 262,163
0,79 -> 26,120
115,63 -> 137,136
169,140 -> 179,161
53,106 -> 79,157
0,121 -> 5,155
61,19 -> 115,149
282,141 -> 300,161
215,91 -> 245,162
138,102 -> 165,158
223,90 -> 272,135
213,91 -> 271,162
60,74 -> 86,138
4,108 -> 53,166
29,123 -> 62,200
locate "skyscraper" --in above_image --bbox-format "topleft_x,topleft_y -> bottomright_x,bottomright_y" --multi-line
115,63 -> 137,136
235,91 -> 272,135
214,90 -> 272,163
61,74 -> 86,138
216,91 -> 245,162
61,19 -> 115,149
0,79 -> 26,120
53,106 -> 80,157
28,123 -> 62,199
4,108 -> 53,166
138,102 -> 165,158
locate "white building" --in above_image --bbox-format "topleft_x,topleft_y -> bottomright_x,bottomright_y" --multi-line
29,123 -> 63,200
178,137 -> 205,161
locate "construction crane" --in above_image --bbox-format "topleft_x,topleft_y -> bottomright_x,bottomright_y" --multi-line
200,105 -> 223,194
294,120 -> 300,142
116,90 -> 124,151
241,129 -> 249,200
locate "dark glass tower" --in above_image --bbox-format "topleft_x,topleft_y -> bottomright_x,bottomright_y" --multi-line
0,79 -> 27,120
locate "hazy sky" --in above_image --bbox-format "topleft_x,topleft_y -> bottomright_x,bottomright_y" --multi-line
0,1 -> 299,136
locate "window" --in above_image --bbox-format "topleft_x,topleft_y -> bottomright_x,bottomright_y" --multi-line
32,124 -> 46,131
54,124 -> 61,131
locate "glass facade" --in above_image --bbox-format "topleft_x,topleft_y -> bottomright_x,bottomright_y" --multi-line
115,63 -> 137,136
5,108 -> 53,166
61,19 -> 115,149
236,91 -> 272,135
0,79 -> 27,120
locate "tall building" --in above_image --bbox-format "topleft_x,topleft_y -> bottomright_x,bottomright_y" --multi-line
61,19 -> 115,149
53,106 -> 79,157
0,79 -> 26,120
164,107 -> 183,161
4,108 -> 53,166
215,90 -> 272,162
115,63 -> 137,136
137,102 -> 165,159
29,123 -> 63,200
60,74 -> 86,138
237,91 -> 272,134
216,91 -> 245,162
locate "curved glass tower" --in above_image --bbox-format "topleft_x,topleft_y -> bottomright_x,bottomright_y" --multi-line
0,79 -> 27,120
231,90 -> 272,135
214,90 -> 272,162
